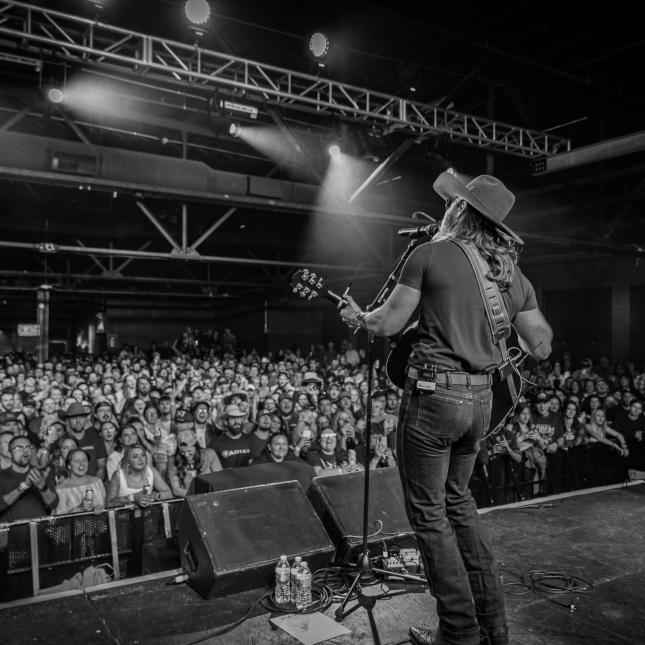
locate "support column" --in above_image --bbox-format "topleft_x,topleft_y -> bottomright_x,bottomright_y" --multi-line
36,287 -> 51,363
611,284 -> 630,360
88,322 -> 96,355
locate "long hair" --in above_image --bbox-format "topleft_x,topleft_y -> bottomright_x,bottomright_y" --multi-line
175,444 -> 203,487
436,205 -> 520,291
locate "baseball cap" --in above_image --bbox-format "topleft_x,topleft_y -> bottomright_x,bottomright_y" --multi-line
191,400 -> 210,414
65,402 -> 90,418
174,409 -> 194,424
225,404 -> 246,417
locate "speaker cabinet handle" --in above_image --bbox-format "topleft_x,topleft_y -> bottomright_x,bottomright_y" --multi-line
183,542 -> 198,573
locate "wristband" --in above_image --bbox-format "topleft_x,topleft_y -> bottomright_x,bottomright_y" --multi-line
19,481 -> 30,492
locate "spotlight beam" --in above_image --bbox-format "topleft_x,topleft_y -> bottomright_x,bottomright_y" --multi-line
267,108 -> 321,181
348,138 -> 415,204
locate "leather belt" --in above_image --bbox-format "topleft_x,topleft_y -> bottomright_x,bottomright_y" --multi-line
407,366 -> 492,388
435,372 -> 492,386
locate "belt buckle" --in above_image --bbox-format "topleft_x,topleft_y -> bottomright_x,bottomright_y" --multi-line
416,379 -> 436,392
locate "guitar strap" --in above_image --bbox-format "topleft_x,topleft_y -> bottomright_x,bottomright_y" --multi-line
450,240 -> 518,404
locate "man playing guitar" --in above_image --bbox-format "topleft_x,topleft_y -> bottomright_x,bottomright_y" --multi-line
339,168 -> 553,645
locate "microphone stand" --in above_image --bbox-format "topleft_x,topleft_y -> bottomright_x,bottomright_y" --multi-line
334,234 -> 431,645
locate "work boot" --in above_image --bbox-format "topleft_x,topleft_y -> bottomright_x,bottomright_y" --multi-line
411,624 -> 502,645
479,624 -> 510,645
409,626 -> 435,645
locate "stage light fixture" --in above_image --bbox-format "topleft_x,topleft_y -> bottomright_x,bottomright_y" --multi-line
47,88 -> 65,104
87,0 -> 107,9
219,99 -> 259,120
229,123 -> 241,138
308,32 -> 330,66
184,0 -> 211,26
328,144 -> 341,158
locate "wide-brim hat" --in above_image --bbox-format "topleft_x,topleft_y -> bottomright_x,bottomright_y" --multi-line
433,168 -> 523,245
302,371 -> 323,386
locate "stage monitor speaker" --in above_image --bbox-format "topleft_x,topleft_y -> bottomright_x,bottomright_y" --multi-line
308,466 -> 416,562
191,460 -> 314,495
177,480 -> 335,598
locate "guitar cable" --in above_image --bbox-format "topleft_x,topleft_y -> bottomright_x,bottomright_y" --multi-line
483,344 -> 526,441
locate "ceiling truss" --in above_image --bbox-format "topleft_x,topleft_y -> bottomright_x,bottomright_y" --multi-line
0,0 -> 570,158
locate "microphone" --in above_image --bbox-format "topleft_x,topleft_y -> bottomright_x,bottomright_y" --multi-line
397,217 -> 439,238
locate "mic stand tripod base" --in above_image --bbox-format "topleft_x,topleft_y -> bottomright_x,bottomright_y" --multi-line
334,551 -> 427,645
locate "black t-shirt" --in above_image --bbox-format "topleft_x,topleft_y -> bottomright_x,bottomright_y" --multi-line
0,468 -> 56,522
533,412 -> 564,446
614,413 -> 645,442
211,434 -> 253,468
399,239 -> 537,373
248,433 -> 270,460
69,428 -> 107,476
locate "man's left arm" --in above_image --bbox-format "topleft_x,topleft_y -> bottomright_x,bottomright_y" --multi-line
342,284 -> 421,337
340,242 -> 425,337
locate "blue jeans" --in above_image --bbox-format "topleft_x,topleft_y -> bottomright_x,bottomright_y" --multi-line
396,379 -> 508,645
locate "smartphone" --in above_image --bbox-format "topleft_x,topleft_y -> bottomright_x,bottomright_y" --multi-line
302,429 -> 312,440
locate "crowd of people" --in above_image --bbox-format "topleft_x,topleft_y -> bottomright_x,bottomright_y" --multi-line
0,332 -> 643,524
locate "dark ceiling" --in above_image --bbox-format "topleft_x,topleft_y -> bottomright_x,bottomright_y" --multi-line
0,0 -> 644,302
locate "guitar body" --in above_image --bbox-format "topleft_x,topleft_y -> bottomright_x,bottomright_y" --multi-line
385,323 -> 418,390
386,324 -> 522,435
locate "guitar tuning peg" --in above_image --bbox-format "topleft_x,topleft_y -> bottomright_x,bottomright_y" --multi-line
312,290 -> 318,298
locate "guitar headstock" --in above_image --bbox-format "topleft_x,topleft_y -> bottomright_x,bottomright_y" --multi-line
289,268 -> 326,301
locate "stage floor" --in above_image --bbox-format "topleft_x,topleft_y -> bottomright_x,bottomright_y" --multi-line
2,484 -> 644,645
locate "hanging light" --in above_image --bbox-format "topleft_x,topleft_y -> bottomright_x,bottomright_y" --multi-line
229,123 -> 242,138
184,0 -> 211,26
308,32 -> 330,67
47,88 -> 65,104
327,144 -> 341,159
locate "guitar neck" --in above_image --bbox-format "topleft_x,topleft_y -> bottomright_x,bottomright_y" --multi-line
323,288 -> 346,307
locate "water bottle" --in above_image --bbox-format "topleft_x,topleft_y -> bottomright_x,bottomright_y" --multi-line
296,561 -> 312,610
274,555 -> 290,605
290,556 -> 302,604
83,487 -> 94,510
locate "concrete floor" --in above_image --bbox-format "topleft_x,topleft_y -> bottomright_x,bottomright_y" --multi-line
2,484 -> 644,645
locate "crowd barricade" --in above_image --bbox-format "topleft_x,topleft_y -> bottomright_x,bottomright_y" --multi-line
0,444 -> 632,604
470,443 -> 629,507
0,499 -> 184,602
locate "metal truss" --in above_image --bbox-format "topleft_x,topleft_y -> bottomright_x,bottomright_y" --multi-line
0,239 -> 379,273
0,1 -> 570,158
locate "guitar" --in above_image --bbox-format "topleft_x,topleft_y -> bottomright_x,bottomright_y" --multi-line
290,268 -> 523,436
